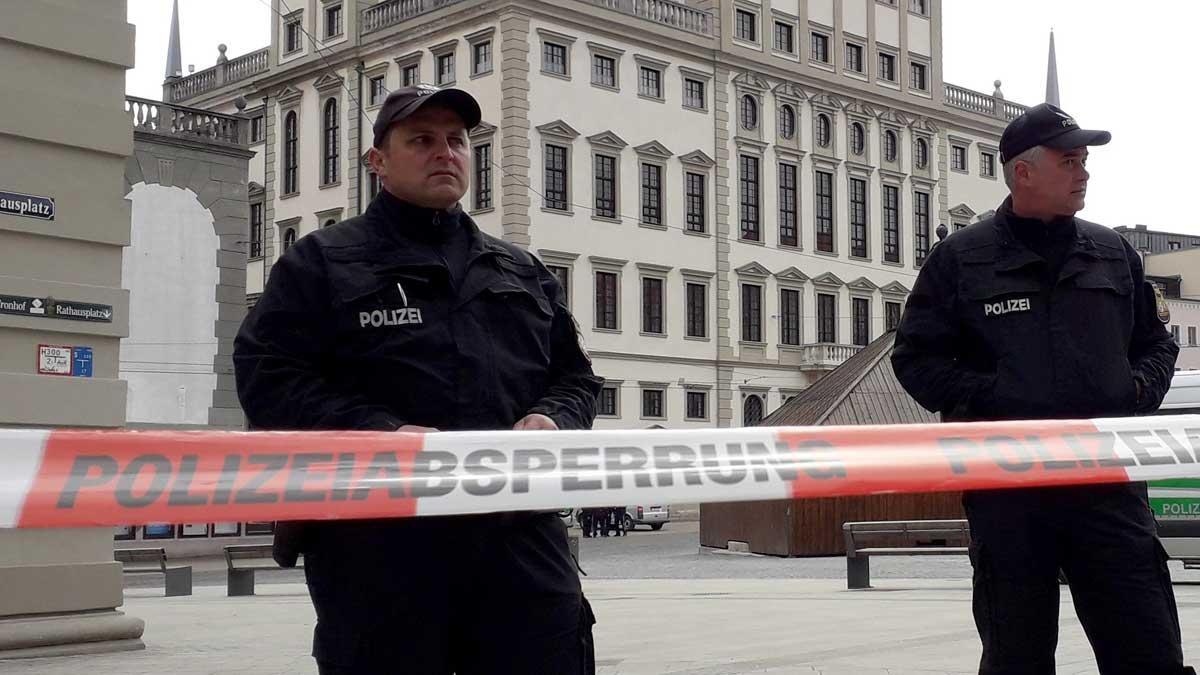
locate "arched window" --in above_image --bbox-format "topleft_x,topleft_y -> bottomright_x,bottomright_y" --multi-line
282,227 -> 297,252
816,114 -> 832,147
322,219 -> 337,229
740,95 -> 758,130
283,111 -> 298,194
322,98 -> 340,185
778,104 -> 796,139
884,130 -> 898,162
915,137 -> 929,169
743,395 -> 764,426
851,122 -> 865,155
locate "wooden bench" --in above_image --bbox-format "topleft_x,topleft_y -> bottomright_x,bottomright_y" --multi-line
114,547 -> 192,597
843,519 -> 970,589
225,544 -> 302,596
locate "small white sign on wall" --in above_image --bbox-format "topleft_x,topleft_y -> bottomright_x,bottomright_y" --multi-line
37,344 -> 73,375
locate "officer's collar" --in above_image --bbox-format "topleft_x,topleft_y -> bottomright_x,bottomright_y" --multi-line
370,188 -> 466,244
993,196 -> 1096,251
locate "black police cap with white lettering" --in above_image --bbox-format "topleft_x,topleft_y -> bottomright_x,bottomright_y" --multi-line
999,103 -> 1111,164
372,85 -> 483,148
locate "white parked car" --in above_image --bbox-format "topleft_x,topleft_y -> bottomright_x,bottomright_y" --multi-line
623,504 -> 669,531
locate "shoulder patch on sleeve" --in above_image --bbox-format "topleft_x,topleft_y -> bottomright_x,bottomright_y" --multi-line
1153,284 -> 1171,324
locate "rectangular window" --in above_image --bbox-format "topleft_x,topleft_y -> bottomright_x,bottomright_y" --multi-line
472,41 -> 492,75
885,301 -> 902,332
592,55 -> 616,87
1172,325 -> 1181,344
883,184 -> 900,263
594,154 -> 617,219
739,155 -> 760,241
846,43 -> 864,72
547,265 -> 570,308
686,282 -> 706,338
250,115 -> 265,143
598,386 -> 618,416
543,42 -> 568,76
473,144 -> 492,210
981,152 -> 996,178
324,4 -> 343,38
815,170 -> 834,253
811,33 -> 830,63
879,52 -> 896,81
780,288 -> 801,345
685,172 -> 706,233
595,271 -> 618,330
735,9 -> 757,42
910,62 -> 927,91
368,171 -> 381,200
639,67 -> 662,98
914,190 -> 931,266
686,391 -> 707,420
285,18 -> 302,53
1190,326 -> 1197,346
641,163 -> 663,225
778,162 -> 798,247
544,145 -> 568,211
642,277 -> 664,334
774,22 -> 794,53
642,389 -> 664,418
741,284 -> 763,342
436,53 -> 455,85
684,78 -> 706,109
852,297 -> 870,346
952,145 -> 967,171
910,0 -> 927,14
368,76 -> 386,106
818,293 -> 837,343
249,203 -> 263,258
402,64 -> 419,87
850,177 -> 867,258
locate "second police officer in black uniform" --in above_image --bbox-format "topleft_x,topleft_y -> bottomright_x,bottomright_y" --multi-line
892,103 -> 1190,675
234,85 -> 602,674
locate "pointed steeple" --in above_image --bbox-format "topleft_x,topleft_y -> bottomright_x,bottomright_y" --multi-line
165,0 -> 183,81
1045,29 -> 1060,106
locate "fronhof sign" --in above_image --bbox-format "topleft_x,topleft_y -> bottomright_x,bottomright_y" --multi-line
0,190 -> 55,221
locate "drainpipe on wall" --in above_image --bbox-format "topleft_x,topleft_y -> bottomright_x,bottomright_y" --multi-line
356,61 -> 365,215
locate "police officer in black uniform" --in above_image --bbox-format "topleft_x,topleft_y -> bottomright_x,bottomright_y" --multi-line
892,103 -> 1190,674
234,85 -> 602,674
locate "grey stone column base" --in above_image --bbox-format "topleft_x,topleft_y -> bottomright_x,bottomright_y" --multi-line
0,610 -> 145,659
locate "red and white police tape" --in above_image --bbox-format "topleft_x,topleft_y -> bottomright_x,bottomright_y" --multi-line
2,415 -> 1200,529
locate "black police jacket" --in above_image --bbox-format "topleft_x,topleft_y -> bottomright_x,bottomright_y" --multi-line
233,192 -> 602,562
891,198 -> 1178,423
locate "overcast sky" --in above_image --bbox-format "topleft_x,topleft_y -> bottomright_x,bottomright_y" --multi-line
125,1 -> 1200,236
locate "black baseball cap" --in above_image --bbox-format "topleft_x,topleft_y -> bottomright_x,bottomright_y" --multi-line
999,103 -> 1111,164
372,85 -> 482,148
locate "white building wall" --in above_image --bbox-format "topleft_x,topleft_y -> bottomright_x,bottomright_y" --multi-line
121,183 -> 220,425
1166,300 -> 1200,371
875,3 -> 900,47
809,0 -> 834,27
907,12 -> 931,57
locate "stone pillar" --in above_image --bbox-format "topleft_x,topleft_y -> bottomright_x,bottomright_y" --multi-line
0,0 -> 144,658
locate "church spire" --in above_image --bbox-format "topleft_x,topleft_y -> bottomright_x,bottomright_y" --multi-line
1045,29 -> 1060,106
165,0 -> 183,81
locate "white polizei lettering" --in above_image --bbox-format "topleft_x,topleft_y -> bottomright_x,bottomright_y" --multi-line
359,312 -> 371,327
358,307 -> 424,329
371,311 -> 384,328
984,298 -> 1032,317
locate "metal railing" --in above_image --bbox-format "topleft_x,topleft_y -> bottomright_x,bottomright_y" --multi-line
126,96 -> 246,147
167,47 -> 269,103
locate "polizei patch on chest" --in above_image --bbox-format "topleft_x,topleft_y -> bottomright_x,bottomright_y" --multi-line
983,298 -> 1031,317
359,308 -> 424,328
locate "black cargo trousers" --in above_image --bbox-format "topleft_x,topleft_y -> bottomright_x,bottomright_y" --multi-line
964,482 -> 1193,675
306,512 -> 595,674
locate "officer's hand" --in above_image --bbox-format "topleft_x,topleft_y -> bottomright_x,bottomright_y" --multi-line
513,414 -> 558,431
397,424 -> 439,433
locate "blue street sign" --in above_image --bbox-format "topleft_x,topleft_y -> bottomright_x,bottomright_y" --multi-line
72,346 -> 93,378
